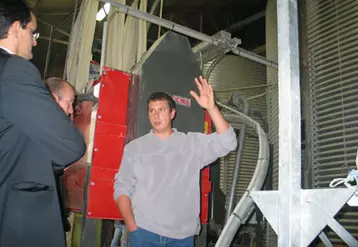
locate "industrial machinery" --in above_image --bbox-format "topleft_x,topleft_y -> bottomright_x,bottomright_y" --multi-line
63,29 -> 271,246
65,31 -> 215,246
63,0 -> 358,246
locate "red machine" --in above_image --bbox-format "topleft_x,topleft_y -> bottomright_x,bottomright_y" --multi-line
66,67 -> 211,223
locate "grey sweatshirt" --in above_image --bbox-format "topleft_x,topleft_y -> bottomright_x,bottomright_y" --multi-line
113,126 -> 237,239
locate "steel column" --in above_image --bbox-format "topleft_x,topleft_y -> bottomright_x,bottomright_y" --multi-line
248,1 -> 358,246
277,0 -> 301,245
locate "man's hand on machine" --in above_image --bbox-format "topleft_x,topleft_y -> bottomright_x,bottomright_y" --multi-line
190,76 -> 216,111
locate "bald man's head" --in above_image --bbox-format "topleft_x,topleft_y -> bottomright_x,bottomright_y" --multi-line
44,77 -> 75,117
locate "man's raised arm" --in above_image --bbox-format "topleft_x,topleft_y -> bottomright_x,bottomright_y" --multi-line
190,76 -> 237,167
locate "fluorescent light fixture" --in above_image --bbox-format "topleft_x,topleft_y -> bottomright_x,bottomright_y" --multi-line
96,3 -> 111,21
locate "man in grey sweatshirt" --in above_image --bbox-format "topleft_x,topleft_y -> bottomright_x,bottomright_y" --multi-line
113,76 -> 237,247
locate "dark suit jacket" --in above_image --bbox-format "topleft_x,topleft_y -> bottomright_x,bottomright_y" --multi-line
0,49 -> 86,247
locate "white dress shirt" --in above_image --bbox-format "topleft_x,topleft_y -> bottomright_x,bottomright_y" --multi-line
0,45 -> 14,54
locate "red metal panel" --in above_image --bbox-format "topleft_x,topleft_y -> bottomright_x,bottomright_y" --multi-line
86,166 -> 121,219
86,68 -> 130,219
91,122 -> 126,168
200,111 -> 212,224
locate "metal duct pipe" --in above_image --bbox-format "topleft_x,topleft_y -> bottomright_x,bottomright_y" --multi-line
225,94 -> 249,223
215,102 -> 270,247
98,0 -> 278,69
249,109 -> 268,133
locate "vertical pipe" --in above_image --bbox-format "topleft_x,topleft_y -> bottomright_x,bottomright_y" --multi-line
277,0 -> 301,246
209,165 -> 216,221
225,95 -> 249,222
43,26 -> 54,80
100,21 -> 108,74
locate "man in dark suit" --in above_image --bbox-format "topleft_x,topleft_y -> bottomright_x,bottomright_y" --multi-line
0,1 -> 86,247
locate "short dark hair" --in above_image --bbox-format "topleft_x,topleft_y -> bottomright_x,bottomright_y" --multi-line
0,0 -> 32,40
147,92 -> 176,112
44,77 -> 74,99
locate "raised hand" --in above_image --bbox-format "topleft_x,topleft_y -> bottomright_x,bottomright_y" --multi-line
190,76 -> 216,111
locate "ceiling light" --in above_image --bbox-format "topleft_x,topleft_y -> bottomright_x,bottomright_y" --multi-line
96,3 -> 111,21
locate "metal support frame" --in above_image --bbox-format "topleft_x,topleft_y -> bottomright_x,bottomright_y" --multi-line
38,36 -> 68,45
43,26 -> 54,79
249,1 -> 358,246
318,232 -> 334,247
42,9 -> 77,79
98,0 -> 278,69
37,18 -> 70,37
63,0 -> 79,79
100,22 -> 108,74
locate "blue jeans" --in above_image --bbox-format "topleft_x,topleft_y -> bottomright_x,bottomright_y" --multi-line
129,227 -> 194,247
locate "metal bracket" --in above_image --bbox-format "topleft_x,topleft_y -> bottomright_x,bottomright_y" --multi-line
192,31 -> 241,64
250,188 -> 357,247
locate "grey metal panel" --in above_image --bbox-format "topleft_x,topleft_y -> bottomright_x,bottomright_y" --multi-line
306,0 -> 358,245
265,0 -> 279,246
202,54 -> 267,212
130,31 -> 204,138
